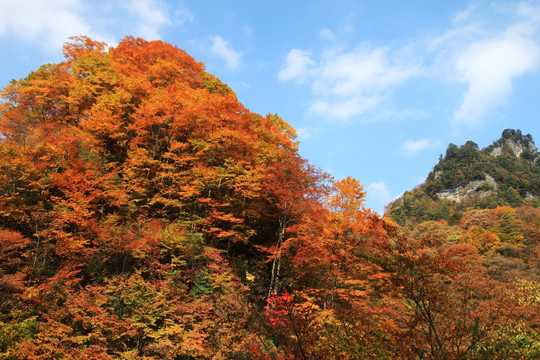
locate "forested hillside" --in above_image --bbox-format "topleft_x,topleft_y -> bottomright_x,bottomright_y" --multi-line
0,37 -> 538,359
388,130 -> 539,282
389,129 -> 540,227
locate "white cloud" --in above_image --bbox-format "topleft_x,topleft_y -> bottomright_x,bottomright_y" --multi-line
367,182 -> 393,214
0,0 -> 97,50
277,49 -> 315,83
279,2 -> 540,126
209,35 -> 241,70
173,8 -> 194,26
430,2 -> 540,127
401,138 -> 441,156
453,34 -> 540,126
296,126 -> 321,141
279,44 -> 420,121
313,46 -> 419,96
452,4 -> 477,24
128,0 -> 172,40
319,27 -> 335,40
309,95 -> 382,120
0,0 -> 182,51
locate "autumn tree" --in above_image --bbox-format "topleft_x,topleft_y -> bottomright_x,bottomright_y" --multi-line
0,36 -> 331,358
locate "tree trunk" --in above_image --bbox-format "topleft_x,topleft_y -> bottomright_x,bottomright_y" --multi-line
268,215 -> 286,299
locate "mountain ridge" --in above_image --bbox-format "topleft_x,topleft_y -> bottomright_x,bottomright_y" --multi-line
388,129 -> 540,226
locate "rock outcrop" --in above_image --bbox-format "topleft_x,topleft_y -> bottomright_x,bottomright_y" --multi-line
490,139 -> 537,157
436,174 -> 497,202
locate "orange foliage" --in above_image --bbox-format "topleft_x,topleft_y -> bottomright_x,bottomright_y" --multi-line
0,36 -> 537,359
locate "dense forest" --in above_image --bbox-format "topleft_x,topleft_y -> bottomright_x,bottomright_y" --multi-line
389,129 -> 540,226
0,37 -> 538,359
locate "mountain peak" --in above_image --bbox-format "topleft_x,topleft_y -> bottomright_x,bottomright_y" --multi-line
487,129 -> 538,159
388,129 -> 540,226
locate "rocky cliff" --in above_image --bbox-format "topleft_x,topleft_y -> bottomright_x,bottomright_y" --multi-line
436,174 -> 498,202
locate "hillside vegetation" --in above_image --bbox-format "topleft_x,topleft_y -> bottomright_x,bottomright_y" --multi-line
0,37 -> 538,359
388,130 -> 539,281
389,129 -> 540,227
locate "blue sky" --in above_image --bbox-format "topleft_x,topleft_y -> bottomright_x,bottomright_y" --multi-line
1,0 -> 540,214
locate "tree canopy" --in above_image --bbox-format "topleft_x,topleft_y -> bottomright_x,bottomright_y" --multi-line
0,37 -> 538,359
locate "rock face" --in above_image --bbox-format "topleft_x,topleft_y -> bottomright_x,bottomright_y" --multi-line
489,128 -> 538,159
436,174 -> 497,202
490,146 -> 502,156
490,139 -> 537,157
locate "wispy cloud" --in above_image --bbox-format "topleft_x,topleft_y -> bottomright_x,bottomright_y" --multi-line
127,0 -> 172,40
0,0 -> 180,51
295,127 -> 321,141
173,8 -> 194,26
319,27 -> 335,40
309,95 -> 383,120
432,2 -> 540,127
366,181 -> 393,214
278,49 -> 315,83
209,35 -> 241,70
279,2 -> 540,126
0,0 -> 98,50
452,4 -> 477,25
453,35 -> 539,126
278,44 -> 421,121
313,46 -> 419,97
401,138 -> 441,156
